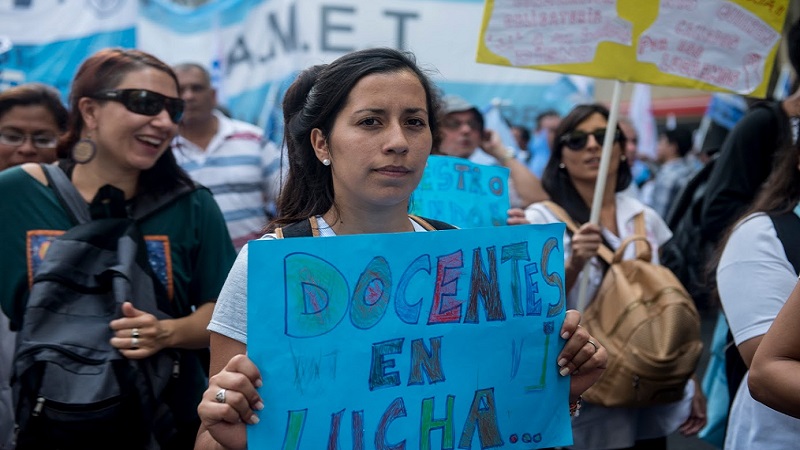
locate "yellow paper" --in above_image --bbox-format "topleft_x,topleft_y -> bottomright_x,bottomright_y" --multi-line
476,0 -> 789,98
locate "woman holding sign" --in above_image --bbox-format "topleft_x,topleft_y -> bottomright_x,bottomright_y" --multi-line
509,104 -> 706,449
195,48 -> 608,449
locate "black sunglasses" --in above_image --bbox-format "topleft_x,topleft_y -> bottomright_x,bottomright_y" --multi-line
92,89 -> 185,124
560,129 -> 621,151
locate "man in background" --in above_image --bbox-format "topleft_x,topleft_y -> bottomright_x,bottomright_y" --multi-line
435,95 -> 547,207
527,109 -> 561,177
511,124 -> 531,161
649,127 -> 697,218
171,63 -> 282,251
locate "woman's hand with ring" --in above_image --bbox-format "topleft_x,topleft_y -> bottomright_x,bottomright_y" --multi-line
215,388 -> 227,404
198,354 -> 264,450
109,302 -> 165,358
558,310 -> 608,400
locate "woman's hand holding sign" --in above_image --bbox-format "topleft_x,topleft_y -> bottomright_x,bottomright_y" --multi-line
559,309 -> 608,402
196,309 -> 608,450
198,340 -> 263,450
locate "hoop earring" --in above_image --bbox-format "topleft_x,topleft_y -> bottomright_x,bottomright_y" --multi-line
72,137 -> 97,164
322,158 -> 331,166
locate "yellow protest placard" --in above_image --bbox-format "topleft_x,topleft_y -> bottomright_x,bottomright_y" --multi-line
477,0 -> 789,97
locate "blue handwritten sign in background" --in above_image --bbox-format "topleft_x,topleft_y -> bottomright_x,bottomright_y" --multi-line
410,155 -> 511,228
248,223 -> 570,449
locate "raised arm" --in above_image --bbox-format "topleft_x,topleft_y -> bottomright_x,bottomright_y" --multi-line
481,129 -> 548,206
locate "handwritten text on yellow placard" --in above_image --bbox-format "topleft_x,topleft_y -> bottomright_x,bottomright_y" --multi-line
477,0 -> 789,97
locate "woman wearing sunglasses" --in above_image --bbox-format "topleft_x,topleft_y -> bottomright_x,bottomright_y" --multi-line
509,103 -> 705,449
0,48 -> 236,448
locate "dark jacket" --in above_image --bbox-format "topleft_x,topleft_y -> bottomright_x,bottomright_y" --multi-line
700,101 -> 792,243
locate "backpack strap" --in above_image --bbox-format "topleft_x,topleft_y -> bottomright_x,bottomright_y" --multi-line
42,163 -> 197,223
770,211 -> 800,275
409,215 -> 457,230
630,212 -> 651,262
603,220 -> 653,263
541,201 -> 615,263
41,163 -> 91,225
275,218 -> 318,238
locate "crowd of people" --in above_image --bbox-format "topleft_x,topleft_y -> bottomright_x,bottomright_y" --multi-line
0,15 -> 799,450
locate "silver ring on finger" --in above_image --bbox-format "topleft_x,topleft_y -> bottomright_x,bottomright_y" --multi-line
131,336 -> 140,349
215,388 -> 227,404
132,328 -> 140,339
587,339 -> 599,353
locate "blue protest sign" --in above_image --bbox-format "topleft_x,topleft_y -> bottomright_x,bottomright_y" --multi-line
410,155 -> 511,228
248,223 -> 572,449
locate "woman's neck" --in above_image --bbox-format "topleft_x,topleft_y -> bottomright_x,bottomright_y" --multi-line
322,202 -> 414,235
572,176 -> 619,234
573,176 -> 616,213
71,160 -> 139,202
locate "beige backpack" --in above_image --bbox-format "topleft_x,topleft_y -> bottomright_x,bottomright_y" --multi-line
543,201 -> 703,407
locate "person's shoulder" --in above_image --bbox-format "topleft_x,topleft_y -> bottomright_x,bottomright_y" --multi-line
230,119 -> 263,136
723,213 -> 781,262
237,233 -> 278,251
185,184 -> 217,204
524,201 -> 559,224
0,163 -> 43,188
731,211 -> 772,234
219,113 -> 264,140
736,101 -> 783,127
617,194 -> 667,226
616,192 -> 644,212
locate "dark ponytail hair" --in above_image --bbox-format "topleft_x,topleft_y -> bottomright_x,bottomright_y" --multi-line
269,47 -> 441,230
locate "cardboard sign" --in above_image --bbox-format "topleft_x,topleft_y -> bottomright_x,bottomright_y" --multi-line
410,155 -> 511,229
477,0 -> 789,97
248,223 -> 571,449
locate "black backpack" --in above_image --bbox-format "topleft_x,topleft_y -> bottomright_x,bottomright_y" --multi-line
659,155 -> 718,311
13,164 -> 194,450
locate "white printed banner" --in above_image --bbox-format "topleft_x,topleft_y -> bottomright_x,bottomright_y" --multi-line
1,0 -> 592,141
0,0 -> 136,93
